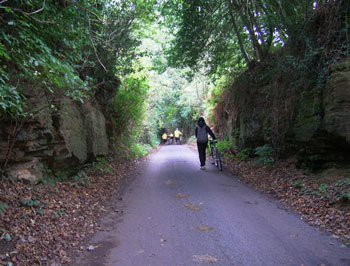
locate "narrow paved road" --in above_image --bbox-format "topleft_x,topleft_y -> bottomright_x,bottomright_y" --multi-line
76,145 -> 350,266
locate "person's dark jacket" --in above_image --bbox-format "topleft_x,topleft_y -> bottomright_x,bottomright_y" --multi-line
195,119 -> 216,141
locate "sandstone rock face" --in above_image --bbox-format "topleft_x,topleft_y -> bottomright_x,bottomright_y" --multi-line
292,59 -> 350,166
82,100 -> 109,160
0,95 -> 111,181
239,112 -> 263,147
215,58 -> 350,168
324,60 -> 350,143
7,158 -> 43,184
59,98 -> 88,164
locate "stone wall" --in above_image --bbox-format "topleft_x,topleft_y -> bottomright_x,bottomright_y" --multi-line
293,59 -> 350,167
0,95 -> 110,184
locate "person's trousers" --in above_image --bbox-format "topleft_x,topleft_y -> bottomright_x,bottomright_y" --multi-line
197,141 -> 208,166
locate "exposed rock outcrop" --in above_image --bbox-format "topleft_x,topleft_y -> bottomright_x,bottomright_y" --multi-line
214,58 -> 350,169
293,59 -> 350,167
214,2 -> 350,169
324,60 -> 350,143
7,158 -> 44,184
0,93 -> 112,183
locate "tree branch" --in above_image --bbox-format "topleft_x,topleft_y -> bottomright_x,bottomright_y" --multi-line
0,0 -> 57,24
67,0 -> 103,23
87,13 -> 108,72
0,0 -> 45,15
26,0 -> 45,15
227,0 -> 251,64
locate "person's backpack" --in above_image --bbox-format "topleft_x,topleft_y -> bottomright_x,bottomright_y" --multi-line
197,126 -> 208,143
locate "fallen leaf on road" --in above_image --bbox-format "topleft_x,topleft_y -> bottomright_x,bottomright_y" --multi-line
289,234 -> 299,238
136,249 -> 144,254
175,193 -> 189,199
185,204 -> 201,211
192,254 -> 218,263
87,245 -> 95,251
165,180 -> 177,185
198,225 -> 213,231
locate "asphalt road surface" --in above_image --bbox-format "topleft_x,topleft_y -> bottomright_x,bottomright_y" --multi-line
75,145 -> 350,266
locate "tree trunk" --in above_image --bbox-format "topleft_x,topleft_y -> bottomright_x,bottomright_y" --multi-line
227,0 -> 251,64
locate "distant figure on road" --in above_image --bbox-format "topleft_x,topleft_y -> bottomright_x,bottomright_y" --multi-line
195,117 -> 216,170
174,128 -> 182,144
169,133 -> 174,144
162,132 -> 168,144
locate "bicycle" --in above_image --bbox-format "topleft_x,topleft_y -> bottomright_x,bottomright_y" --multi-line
208,139 -> 223,171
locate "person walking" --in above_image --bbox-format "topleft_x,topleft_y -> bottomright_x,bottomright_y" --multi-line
168,132 -> 174,144
162,132 -> 168,144
195,117 -> 216,170
174,128 -> 183,144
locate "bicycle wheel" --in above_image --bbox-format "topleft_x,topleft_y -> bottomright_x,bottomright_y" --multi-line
215,148 -> 223,171
209,143 -> 215,163
212,146 -> 218,167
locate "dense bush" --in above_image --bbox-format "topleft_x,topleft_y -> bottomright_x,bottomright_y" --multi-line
255,144 -> 274,165
216,139 -> 235,155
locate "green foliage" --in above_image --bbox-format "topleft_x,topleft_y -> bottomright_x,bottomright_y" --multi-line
0,84 -> 25,118
160,0 -> 323,74
186,135 -> 197,144
216,140 -> 235,155
54,207 -> 66,218
114,133 -> 152,160
19,199 -> 40,207
93,158 -> 112,174
0,0 -> 157,121
40,168 -> 91,187
109,70 -> 155,157
215,130 -> 241,156
131,143 -> 153,157
4,233 -> 11,242
40,176 -> 57,186
18,198 -> 45,215
255,144 -> 274,165
36,207 -> 44,215
297,178 -> 350,203
318,183 -> 328,196
236,148 -> 252,161
40,168 -> 58,186
293,180 -> 304,189
69,171 -> 91,187
159,2 -> 350,156
0,202 -> 8,213
140,126 -> 160,147
112,73 -> 149,133
339,191 -> 350,202
144,46 -> 210,138
41,168 -> 73,185
1,1 -> 89,107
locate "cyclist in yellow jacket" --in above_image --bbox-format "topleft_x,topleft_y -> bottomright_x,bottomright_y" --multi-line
174,128 -> 183,144
161,132 -> 168,144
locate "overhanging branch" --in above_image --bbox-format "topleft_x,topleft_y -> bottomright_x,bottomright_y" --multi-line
87,13 -> 108,73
